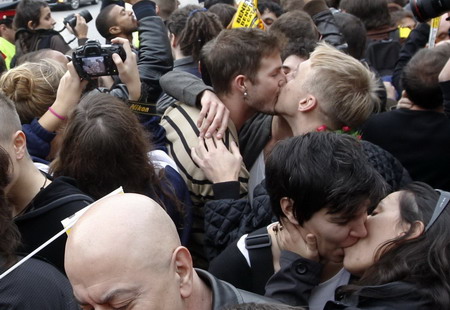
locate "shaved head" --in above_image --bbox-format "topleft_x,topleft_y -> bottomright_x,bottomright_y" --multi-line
65,194 -> 188,309
66,193 -> 180,271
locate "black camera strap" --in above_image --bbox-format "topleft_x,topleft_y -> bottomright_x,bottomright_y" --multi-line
128,101 -> 159,117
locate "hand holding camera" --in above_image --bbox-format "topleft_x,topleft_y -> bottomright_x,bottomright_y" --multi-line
72,38 -> 141,101
64,10 -> 91,39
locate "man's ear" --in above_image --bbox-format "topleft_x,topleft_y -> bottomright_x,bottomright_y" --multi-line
170,33 -> 178,49
173,246 -> 194,299
280,197 -> 299,225
155,4 -> 160,16
298,94 -> 317,112
233,74 -> 247,94
109,26 -> 121,36
12,131 -> 27,160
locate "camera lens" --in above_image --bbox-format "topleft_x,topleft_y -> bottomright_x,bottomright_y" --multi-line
64,9 -> 93,29
411,0 -> 450,22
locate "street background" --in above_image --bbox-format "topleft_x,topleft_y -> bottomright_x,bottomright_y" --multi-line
52,0 -> 201,48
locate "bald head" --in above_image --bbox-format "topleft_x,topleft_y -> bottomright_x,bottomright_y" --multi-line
65,193 -> 181,282
65,194 -> 192,309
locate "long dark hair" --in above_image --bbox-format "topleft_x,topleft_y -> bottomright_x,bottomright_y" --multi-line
0,147 -> 21,269
340,182 -> 450,308
51,93 -> 182,213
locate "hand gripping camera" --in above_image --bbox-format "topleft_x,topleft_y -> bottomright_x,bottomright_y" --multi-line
72,39 -> 126,80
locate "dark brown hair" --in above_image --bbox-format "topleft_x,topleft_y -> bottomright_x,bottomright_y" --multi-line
167,5 -> 223,62
0,146 -> 21,269
51,93 -> 181,213
201,28 -> 280,95
339,182 -> 450,309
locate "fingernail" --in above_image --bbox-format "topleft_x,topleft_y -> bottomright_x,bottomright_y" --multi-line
205,132 -> 211,138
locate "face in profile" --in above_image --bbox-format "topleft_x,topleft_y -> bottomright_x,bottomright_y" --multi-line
34,6 -> 56,30
343,191 -> 411,275
300,204 -> 369,263
244,51 -> 286,115
111,5 -> 139,36
274,58 -> 311,117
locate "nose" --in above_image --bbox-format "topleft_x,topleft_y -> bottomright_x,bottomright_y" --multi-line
349,216 -> 368,239
278,73 -> 287,87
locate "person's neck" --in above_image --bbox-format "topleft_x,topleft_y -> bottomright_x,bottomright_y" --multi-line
9,162 -> 51,217
219,92 -> 256,132
283,113 -> 325,136
173,46 -> 186,61
187,272 -> 213,310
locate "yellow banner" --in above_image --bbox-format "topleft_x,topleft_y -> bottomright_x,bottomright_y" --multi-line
230,0 -> 265,30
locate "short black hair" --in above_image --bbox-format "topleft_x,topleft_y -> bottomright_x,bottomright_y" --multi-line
204,0 -> 234,9
258,0 -> 283,17
401,44 -> 450,109
95,4 -> 117,41
266,132 -> 387,225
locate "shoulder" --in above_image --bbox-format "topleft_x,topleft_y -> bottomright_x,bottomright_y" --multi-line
0,257 -> 78,309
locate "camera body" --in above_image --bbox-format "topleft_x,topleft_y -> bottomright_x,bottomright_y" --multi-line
411,0 -> 450,22
72,40 -> 126,80
63,9 -> 93,29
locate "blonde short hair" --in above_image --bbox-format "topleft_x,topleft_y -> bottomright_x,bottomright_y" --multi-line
305,42 -> 380,128
0,59 -> 66,124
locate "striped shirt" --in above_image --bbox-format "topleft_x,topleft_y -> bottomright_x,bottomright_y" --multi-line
161,102 -> 249,267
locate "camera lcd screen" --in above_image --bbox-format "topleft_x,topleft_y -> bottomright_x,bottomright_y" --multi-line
81,56 -> 107,76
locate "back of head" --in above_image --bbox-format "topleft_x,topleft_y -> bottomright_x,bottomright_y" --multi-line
208,3 -> 236,28
15,48 -> 69,66
401,44 -> 450,109
13,0 -> 47,30
280,0 -> 305,12
153,0 -> 178,20
334,11 -> 367,60
269,10 -> 318,48
305,43 -> 380,128
339,0 -> 391,31
0,92 -> 22,144
266,132 -> 387,225
51,92 -> 156,200
167,5 -> 223,62
95,4 -> 117,41
0,59 -> 66,124
204,0 -> 235,9
0,146 -> 21,269
65,193 -> 181,279
201,28 -> 280,95
281,38 -> 316,61
352,182 -> 450,308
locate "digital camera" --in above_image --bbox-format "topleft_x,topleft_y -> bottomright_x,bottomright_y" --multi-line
72,40 -> 126,80
411,0 -> 450,22
63,9 -> 93,29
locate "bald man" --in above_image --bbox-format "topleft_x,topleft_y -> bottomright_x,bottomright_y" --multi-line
65,194 -> 278,310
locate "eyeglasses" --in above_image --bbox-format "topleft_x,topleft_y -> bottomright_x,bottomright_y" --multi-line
425,189 -> 450,232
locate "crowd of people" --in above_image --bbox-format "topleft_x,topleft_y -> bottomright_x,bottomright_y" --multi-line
0,0 -> 449,309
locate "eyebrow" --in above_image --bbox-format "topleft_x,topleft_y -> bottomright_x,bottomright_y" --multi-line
99,288 -> 138,304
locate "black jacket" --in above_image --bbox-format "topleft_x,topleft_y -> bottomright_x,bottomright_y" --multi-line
196,269 -> 280,310
14,176 -> 93,273
265,251 -> 435,309
109,0 -> 172,103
